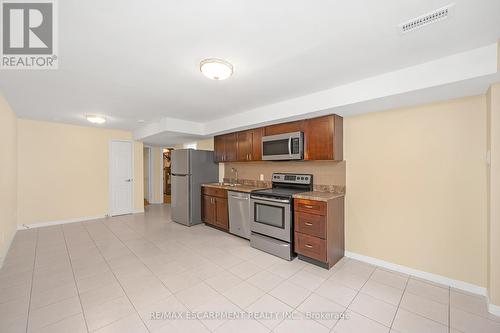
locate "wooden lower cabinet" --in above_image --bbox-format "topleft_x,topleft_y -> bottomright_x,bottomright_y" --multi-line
294,197 -> 344,269
214,197 -> 229,230
201,187 -> 229,231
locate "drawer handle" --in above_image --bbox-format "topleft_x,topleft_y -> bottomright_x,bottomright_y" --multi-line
304,222 -> 313,226
304,205 -> 314,209
305,244 -> 313,248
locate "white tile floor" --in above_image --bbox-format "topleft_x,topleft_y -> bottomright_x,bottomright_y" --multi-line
1,204 -> 499,333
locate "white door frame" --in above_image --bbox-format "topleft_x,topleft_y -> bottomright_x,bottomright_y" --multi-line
109,139 -> 134,216
143,146 -> 153,203
159,147 -> 164,203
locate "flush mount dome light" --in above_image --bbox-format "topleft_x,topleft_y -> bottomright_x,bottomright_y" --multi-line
200,58 -> 233,80
86,114 -> 106,124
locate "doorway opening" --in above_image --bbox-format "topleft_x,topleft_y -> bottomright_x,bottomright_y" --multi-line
163,148 -> 173,203
143,146 -> 152,206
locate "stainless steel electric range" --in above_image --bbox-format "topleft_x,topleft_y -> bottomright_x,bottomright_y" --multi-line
250,173 -> 313,260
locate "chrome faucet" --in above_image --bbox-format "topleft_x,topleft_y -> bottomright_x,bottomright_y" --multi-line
231,167 -> 238,185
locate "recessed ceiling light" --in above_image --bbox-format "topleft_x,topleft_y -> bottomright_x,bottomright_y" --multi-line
86,114 -> 106,124
200,58 -> 233,80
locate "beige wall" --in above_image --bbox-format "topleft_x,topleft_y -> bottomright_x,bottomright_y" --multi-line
223,161 -> 345,185
0,96 -> 18,265
487,83 -> 500,305
17,120 -> 144,226
196,138 -> 214,150
172,138 -> 214,150
345,95 -> 488,287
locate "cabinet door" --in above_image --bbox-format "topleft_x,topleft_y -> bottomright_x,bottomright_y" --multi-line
250,128 -> 263,161
236,130 -> 252,161
224,133 -> 238,162
214,197 -> 229,231
264,120 -> 304,136
304,115 -> 334,160
202,195 -> 215,225
214,135 -> 225,163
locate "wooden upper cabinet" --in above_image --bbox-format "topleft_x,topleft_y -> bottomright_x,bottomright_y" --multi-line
214,135 -> 225,162
236,128 -> 264,161
224,133 -> 237,162
236,130 -> 252,161
214,133 -> 238,162
250,128 -> 263,161
264,120 -> 304,136
304,115 -> 343,161
214,114 -> 342,162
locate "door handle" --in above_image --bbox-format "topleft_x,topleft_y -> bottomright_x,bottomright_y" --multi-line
305,244 -> 313,248
230,195 -> 249,200
288,137 -> 292,156
305,222 -> 313,226
251,195 -> 290,204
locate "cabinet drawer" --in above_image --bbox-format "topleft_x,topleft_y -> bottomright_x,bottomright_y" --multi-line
295,212 -> 326,239
202,187 -> 228,198
294,199 -> 326,215
294,233 -> 326,262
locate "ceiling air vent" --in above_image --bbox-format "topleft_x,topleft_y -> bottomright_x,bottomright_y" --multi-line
399,4 -> 454,33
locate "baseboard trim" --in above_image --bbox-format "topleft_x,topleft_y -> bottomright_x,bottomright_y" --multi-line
0,228 -> 17,269
17,215 -> 107,230
344,251 -> 487,296
488,302 -> 500,317
17,209 -> 147,230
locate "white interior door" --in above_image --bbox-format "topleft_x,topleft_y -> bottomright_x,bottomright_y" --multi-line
110,140 -> 133,216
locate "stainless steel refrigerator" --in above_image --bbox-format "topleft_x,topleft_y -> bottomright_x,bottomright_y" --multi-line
171,149 -> 219,226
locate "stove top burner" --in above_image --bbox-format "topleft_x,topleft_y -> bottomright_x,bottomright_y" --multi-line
252,173 -> 313,199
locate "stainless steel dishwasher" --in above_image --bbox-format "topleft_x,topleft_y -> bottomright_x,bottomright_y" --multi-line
228,191 -> 251,239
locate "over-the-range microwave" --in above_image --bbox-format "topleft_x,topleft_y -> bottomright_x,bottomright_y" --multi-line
261,131 -> 304,160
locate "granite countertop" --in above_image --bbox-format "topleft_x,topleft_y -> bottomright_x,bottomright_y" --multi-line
293,191 -> 345,202
202,183 -> 269,193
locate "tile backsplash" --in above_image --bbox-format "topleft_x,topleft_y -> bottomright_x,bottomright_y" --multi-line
223,160 -> 346,191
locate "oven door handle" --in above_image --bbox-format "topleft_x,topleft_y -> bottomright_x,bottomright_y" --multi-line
288,137 -> 292,156
251,195 -> 290,204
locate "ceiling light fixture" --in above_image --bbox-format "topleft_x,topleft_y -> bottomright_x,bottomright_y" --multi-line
86,114 -> 106,124
200,58 -> 233,80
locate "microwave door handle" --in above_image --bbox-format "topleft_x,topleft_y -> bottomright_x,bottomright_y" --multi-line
288,137 -> 292,156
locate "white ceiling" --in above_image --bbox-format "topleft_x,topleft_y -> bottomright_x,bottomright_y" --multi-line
1,0 -> 499,143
